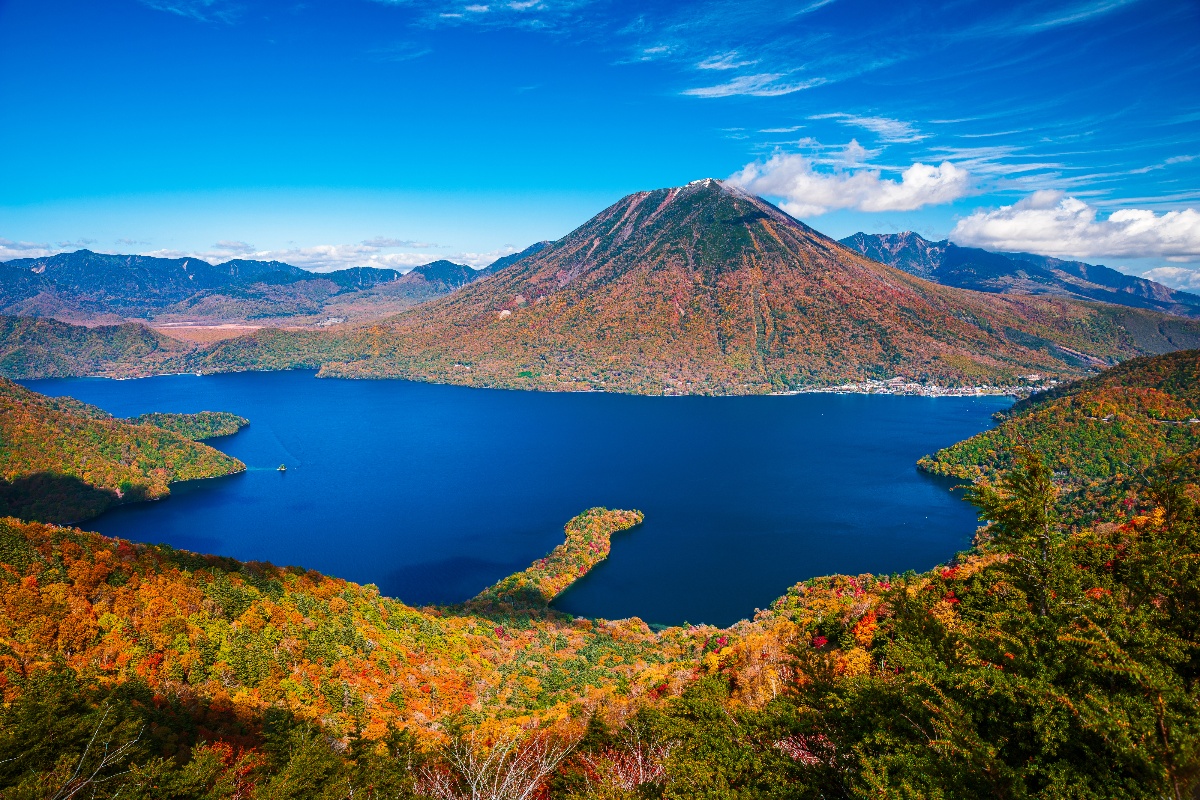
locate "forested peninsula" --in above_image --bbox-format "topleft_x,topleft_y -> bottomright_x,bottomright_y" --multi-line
0,378 -> 245,524
0,350 -> 1198,797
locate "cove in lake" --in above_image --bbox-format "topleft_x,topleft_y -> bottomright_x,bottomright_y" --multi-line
25,371 -> 1010,627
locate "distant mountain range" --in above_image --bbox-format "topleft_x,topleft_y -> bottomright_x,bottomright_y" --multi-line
840,231 -> 1200,318
4,181 -> 1200,389
0,250 -> 496,328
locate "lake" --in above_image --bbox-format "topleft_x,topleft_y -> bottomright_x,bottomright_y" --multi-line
25,371 -> 1010,627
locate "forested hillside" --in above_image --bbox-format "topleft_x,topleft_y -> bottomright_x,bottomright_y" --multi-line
0,379 -> 245,523
0,349 -> 1198,796
919,349 -> 1200,489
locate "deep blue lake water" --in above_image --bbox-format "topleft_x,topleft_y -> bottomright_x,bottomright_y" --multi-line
24,371 -> 1010,627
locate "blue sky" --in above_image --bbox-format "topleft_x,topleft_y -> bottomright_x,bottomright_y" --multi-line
1,0 -> 1198,286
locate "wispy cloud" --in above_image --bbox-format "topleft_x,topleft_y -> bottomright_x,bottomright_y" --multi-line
951,190 -> 1200,258
146,238 -> 507,271
683,73 -> 823,98
213,240 -> 256,254
729,151 -> 971,216
368,42 -> 433,62
1014,0 -> 1143,32
137,0 -> 239,23
810,113 -> 925,143
696,51 -> 757,70
361,237 -> 441,248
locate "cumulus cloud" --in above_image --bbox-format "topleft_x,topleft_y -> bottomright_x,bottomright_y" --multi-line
683,73 -> 823,98
951,191 -> 1200,259
728,153 -> 971,217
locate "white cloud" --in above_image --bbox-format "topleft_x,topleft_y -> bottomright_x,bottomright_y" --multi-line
951,192 -> 1200,259
728,153 -> 970,216
810,113 -> 925,143
682,73 -> 823,98
1142,266 -> 1200,291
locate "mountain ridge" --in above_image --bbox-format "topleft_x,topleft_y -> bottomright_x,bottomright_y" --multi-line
0,249 -> 484,327
840,231 -> 1200,317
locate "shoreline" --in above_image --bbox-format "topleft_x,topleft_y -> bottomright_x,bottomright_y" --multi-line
31,367 -> 1060,400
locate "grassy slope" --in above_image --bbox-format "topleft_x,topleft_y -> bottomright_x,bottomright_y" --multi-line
0,379 -> 245,523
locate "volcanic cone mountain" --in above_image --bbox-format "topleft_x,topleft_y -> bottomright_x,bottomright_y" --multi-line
235,180 -> 1200,393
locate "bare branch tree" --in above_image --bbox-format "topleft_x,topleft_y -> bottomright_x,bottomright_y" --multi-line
415,727 -> 577,800
50,705 -> 143,800
579,717 -> 674,792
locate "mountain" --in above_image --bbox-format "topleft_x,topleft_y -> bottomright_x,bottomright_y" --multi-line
299,179 -> 1200,392
0,250 -> 479,327
841,232 -> 1200,317
479,241 -> 551,275
0,378 -> 244,523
